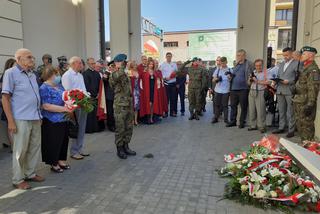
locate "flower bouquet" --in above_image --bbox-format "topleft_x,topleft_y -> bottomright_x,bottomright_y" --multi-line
218,135 -> 320,213
62,88 -> 95,113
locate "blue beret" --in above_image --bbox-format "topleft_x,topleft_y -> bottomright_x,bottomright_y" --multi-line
113,54 -> 127,62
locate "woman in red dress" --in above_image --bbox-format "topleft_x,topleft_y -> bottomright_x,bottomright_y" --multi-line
154,59 -> 168,117
139,59 -> 162,124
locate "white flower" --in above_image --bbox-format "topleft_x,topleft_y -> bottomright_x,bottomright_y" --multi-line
263,184 -> 272,192
277,180 -> 283,185
269,168 -> 283,177
255,190 -> 267,198
247,162 -> 252,167
253,154 -> 264,161
242,159 -> 248,164
283,184 -> 290,194
250,172 -> 265,183
237,164 -> 243,169
270,191 -> 277,198
241,185 -> 248,192
261,169 -> 269,177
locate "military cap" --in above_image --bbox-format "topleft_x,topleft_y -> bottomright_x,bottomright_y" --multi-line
300,46 -> 317,54
96,59 -> 105,64
113,54 -> 127,62
107,60 -> 115,66
42,54 -> 52,60
57,56 -> 67,62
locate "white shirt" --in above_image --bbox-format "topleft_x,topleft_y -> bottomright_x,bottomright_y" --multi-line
62,68 -> 87,92
159,61 -> 178,84
283,59 -> 293,72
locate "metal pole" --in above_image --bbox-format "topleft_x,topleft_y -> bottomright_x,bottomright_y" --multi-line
99,0 -> 106,60
291,0 -> 299,50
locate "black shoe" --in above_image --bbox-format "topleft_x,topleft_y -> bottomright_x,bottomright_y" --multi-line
211,118 -> 218,124
203,108 -> 206,112
117,146 -> 127,159
51,165 -> 64,173
272,129 -> 285,134
80,153 -> 90,157
226,123 -> 236,127
238,124 -> 245,129
181,112 -> 185,116
189,112 -> 194,120
108,126 -> 116,132
248,127 -> 257,131
2,143 -> 9,148
123,143 -> 136,156
286,132 -> 294,138
260,128 -> 266,134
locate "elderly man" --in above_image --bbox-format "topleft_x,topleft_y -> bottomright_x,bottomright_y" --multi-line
2,48 -> 44,189
272,47 -> 299,138
293,46 -> 320,142
226,49 -> 253,128
62,56 -> 89,160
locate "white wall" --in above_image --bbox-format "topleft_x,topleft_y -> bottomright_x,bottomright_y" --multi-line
0,0 -> 23,74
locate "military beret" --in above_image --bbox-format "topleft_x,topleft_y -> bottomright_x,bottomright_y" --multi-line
113,54 -> 127,62
192,57 -> 198,61
300,46 -> 317,54
42,54 -> 52,60
57,56 -> 67,61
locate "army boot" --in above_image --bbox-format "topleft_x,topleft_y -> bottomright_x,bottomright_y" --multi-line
123,143 -> 136,156
194,112 -> 200,120
117,146 -> 127,159
189,111 -> 194,120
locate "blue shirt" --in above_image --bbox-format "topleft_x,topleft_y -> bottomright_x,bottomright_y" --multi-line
231,63 -> 247,90
1,65 -> 42,120
40,83 -> 66,123
213,67 -> 232,94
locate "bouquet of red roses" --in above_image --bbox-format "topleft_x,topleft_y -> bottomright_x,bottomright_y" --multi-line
62,89 -> 95,113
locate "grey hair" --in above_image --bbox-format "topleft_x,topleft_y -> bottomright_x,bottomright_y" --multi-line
237,49 -> 247,55
15,48 -> 31,61
69,56 -> 81,65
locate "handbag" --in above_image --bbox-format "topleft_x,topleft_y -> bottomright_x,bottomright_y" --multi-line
68,112 -> 79,139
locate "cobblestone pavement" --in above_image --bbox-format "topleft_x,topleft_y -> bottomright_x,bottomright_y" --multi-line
0,103 -> 304,214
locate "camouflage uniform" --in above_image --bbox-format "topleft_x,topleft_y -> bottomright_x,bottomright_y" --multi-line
109,67 -> 133,147
200,68 -> 210,112
292,61 -> 320,141
36,64 -> 45,78
178,61 -> 206,119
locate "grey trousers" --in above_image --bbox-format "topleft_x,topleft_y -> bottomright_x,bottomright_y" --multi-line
12,120 -> 41,185
70,109 -> 87,156
277,94 -> 295,133
248,90 -> 266,129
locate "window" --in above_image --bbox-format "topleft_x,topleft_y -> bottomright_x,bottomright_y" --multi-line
186,41 -> 189,47
276,9 -> 293,24
164,41 -> 178,47
278,29 -> 292,50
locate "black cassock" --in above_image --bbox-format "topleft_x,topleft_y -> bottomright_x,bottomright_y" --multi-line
83,68 -> 101,133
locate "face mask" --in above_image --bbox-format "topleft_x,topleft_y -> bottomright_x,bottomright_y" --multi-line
53,75 -> 61,85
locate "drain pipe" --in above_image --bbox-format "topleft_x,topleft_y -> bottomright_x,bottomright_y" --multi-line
99,0 -> 106,60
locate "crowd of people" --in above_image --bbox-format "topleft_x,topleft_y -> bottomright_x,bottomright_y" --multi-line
0,45 -> 319,190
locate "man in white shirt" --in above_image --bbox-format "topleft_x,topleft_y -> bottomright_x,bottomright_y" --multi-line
159,52 -> 178,117
62,56 -> 89,160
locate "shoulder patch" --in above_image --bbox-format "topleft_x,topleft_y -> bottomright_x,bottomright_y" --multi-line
313,72 -> 320,81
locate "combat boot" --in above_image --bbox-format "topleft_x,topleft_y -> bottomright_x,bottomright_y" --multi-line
123,143 -> 136,156
188,112 -> 194,120
117,146 -> 127,159
194,112 -> 200,120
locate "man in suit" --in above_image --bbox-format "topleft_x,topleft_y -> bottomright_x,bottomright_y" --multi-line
272,47 -> 299,138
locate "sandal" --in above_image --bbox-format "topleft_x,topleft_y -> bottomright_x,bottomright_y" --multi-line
51,165 -> 64,173
59,164 -> 71,170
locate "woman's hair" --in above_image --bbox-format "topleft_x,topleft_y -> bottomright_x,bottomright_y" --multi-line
146,59 -> 155,71
128,61 -> 137,70
4,58 -> 16,71
41,65 -> 59,81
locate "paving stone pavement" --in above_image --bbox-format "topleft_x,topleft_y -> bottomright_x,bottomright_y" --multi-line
0,103 -> 305,214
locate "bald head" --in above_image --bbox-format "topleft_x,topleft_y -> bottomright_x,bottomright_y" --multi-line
15,48 -> 35,70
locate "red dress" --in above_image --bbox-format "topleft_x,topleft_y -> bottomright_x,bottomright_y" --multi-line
139,71 -> 162,117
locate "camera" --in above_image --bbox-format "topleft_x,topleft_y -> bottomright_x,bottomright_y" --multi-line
216,76 -> 223,83
249,72 -> 256,82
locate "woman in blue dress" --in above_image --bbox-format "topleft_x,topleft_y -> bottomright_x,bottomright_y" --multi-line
39,66 -> 73,173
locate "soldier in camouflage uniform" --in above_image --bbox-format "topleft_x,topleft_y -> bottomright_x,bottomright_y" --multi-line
57,56 -> 69,75
36,54 -> 52,82
292,46 -> 320,142
109,54 -> 136,159
198,59 -> 210,115
178,58 -> 206,120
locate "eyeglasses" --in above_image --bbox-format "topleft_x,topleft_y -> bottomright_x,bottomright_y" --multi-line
20,56 -> 35,61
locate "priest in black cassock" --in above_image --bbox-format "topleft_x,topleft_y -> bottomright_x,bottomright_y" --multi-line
83,58 -> 101,133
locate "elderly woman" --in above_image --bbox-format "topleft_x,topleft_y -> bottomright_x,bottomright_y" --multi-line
40,66 -> 72,173
248,59 -> 268,133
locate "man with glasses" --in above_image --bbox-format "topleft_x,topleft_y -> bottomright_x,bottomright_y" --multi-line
2,48 -> 45,189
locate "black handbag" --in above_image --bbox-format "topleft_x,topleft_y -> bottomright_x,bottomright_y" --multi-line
68,112 -> 79,139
